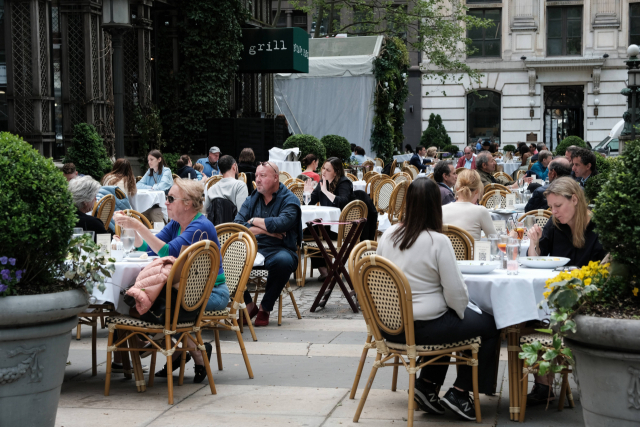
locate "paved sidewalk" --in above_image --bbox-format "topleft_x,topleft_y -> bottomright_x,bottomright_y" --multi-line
57,279 -> 584,427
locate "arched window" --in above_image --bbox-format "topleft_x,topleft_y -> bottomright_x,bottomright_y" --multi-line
467,91 -> 501,146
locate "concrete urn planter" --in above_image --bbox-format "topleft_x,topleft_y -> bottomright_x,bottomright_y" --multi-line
0,290 -> 88,427
565,314 -> 640,426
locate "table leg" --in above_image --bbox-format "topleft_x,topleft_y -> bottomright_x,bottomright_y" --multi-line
507,325 -> 522,421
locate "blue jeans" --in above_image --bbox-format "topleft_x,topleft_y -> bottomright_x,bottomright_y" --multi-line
205,283 -> 230,311
244,246 -> 298,312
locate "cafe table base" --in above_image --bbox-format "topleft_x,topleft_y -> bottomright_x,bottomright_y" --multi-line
306,219 -> 366,313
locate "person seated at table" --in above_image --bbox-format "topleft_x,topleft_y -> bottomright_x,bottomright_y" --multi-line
377,178 -> 499,421
404,144 -> 413,154
456,146 -> 476,170
571,147 -> 598,188
410,145 -> 431,172
237,148 -> 257,175
530,143 -> 538,155
425,146 -> 439,163
196,146 -> 221,177
102,158 -> 137,198
442,169 -> 497,241
518,144 -> 532,168
527,177 -> 606,266
433,160 -> 457,206
192,162 -> 204,180
136,150 -> 174,224
69,176 -> 111,240
301,153 -> 320,183
62,162 -> 85,182
529,150 -> 552,181
352,146 -> 368,164
476,153 -> 516,188
175,155 -> 201,180
234,161 -> 302,327
530,143 -> 547,163
481,140 -> 491,152
204,155 -> 248,223
114,178 -> 228,383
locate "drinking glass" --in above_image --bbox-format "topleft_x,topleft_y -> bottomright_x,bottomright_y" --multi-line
488,233 -> 500,261
122,229 -> 136,257
506,238 -> 520,275
303,192 -> 311,206
357,170 -> 363,181
516,221 -> 525,240
73,227 -> 83,235
497,235 -> 509,269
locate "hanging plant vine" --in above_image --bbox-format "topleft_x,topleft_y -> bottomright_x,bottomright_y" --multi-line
371,37 -> 410,163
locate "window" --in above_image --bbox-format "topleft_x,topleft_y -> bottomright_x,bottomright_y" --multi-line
467,91 -> 501,145
631,4 -> 640,46
547,7 -> 582,56
467,9 -> 501,57
293,15 -> 307,25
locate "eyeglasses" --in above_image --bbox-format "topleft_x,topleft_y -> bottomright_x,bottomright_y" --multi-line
167,195 -> 187,203
259,161 -> 277,174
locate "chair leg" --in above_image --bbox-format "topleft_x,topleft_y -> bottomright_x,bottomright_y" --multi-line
234,318 -> 254,379
391,355 -> 399,392
166,335 -> 174,405
76,323 -> 82,340
148,352 -> 156,388
178,345 -> 187,387
243,307 -> 258,342
104,331 -> 114,396
407,358 -> 416,427
278,295 -> 283,326
197,331 -> 217,395
519,362 -> 528,423
288,287 -> 302,320
472,350 -> 482,423
214,329 -> 223,371
353,353 -> 381,423
350,334 -> 373,399
91,318 -> 97,376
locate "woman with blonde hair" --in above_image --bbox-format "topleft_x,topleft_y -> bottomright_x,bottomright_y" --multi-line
102,158 -> 137,197
426,146 -> 438,162
441,169 -> 497,240
527,177 -> 606,266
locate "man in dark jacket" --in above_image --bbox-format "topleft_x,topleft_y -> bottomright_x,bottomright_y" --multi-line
234,161 -> 301,327
410,145 -> 432,172
434,161 -> 457,205
524,158 -> 572,211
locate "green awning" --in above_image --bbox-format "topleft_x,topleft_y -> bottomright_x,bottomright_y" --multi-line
239,27 -> 309,73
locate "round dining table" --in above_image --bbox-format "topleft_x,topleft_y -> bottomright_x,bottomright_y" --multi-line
300,205 -> 341,233
129,189 -> 168,222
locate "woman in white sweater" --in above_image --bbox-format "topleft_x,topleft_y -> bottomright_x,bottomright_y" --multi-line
442,169 -> 497,241
377,178 -> 499,421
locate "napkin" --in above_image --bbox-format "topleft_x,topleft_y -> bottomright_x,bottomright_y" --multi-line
467,301 -> 482,315
269,147 -> 300,162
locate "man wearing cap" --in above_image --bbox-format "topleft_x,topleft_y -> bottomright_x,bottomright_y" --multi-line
197,147 -> 221,177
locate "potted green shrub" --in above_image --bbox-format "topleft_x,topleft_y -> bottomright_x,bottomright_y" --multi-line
503,144 -> 516,153
0,133 -> 114,427
63,123 -> 113,177
554,135 -> 586,157
519,139 -> 640,426
320,135 -> 351,163
283,134 -> 326,167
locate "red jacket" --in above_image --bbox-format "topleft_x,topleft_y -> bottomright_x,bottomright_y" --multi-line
456,156 -> 476,170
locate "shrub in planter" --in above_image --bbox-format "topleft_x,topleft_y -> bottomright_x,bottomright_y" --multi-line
442,144 -> 460,157
554,135 -> 586,156
320,135 -> 351,162
503,144 -> 516,152
420,113 -> 451,150
284,134 -> 326,166
63,123 -> 112,178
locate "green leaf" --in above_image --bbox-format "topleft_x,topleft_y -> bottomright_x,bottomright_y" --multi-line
535,328 -> 553,334
542,349 -> 559,361
553,335 -> 562,350
537,361 -> 550,376
555,289 -> 580,309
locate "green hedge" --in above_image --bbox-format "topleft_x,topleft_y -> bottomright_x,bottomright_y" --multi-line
320,135 -> 352,162
0,133 -> 77,293
63,123 -> 112,178
555,135 -> 586,156
585,154 -> 615,203
284,134 -> 326,168
503,144 -> 516,152
420,113 -> 452,150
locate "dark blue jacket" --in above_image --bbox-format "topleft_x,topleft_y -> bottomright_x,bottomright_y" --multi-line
524,184 -> 549,212
234,183 -> 302,254
410,153 -> 431,172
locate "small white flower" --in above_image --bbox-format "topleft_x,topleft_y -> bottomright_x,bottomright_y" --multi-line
402,73 -> 407,78
384,82 -> 388,87
389,103 -> 394,109
64,271 -> 76,280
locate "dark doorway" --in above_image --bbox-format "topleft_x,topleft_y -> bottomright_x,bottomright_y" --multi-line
544,85 -> 584,150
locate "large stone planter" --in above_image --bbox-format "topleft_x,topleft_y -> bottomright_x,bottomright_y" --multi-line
565,314 -> 640,426
0,290 -> 89,427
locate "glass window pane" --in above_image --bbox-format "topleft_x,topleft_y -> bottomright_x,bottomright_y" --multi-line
567,7 -> 581,18
468,26 -> 484,40
567,37 -> 581,55
548,39 -> 563,56
611,140 -> 619,151
485,40 -> 501,56
468,40 -> 483,56
548,8 -> 562,19
548,22 -> 562,38
485,9 -> 500,20
468,91 -> 501,142
567,19 -> 582,38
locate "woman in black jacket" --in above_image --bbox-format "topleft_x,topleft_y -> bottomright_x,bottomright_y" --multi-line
175,155 -> 199,180
304,157 -> 355,279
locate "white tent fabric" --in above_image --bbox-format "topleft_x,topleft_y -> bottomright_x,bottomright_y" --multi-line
274,36 -> 383,157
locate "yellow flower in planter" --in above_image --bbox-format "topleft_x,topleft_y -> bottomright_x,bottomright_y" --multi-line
633,288 -> 639,297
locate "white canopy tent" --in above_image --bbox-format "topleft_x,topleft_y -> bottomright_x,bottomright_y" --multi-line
274,36 -> 384,158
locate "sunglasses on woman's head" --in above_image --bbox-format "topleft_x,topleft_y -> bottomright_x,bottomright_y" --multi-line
167,195 -> 186,203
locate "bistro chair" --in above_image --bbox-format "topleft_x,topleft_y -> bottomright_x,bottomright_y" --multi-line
427,173 -> 436,181
456,167 -> 467,175
443,224 -> 474,260
202,231 -> 257,378
279,171 -> 292,183
363,171 -> 378,184
114,209 -> 152,236
518,209 -> 552,228
238,172 -> 247,183
402,161 -> 410,168
92,194 -> 116,231
493,172 -> 513,185
480,190 -> 509,209
351,254 -> 482,425
373,178 -> 396,214
136,176 -> 142,182
517,333 -> 574,422
252,181 -> 257,191
392,172 -> 412,186
76,302 -> 117,376
389,159 -> 398,175
361,160 -> 375,172
402,165 -> 419,179
387,181 -> 407,226
527,160 -> 537,171
516,170 -> 527,182
374,158 -> 384,168
484,183 -> 511,194
368,174 -> 385,199
346,173 -> 358,182
206,175 -> 223,190
287,182 -> 306,203
284,177 -> 303,188
104,240 -> 221,404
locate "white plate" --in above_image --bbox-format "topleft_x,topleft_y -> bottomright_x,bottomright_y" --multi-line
123,255 -> 158,262
457,261 -> 500,274
126,251 -> 146,258
514,203 -> 526,210
519,256 -> 570,269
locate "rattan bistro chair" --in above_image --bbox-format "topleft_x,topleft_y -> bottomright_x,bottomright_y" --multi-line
92,193 -> 116,231
402,165 -> 419,179
363,171 -> 378,183
114,209 -> 152,236
346,173 -> 358,182
443,224 -> 474,260
518,209 -> 552,228
389,159 -> 398,175
238,172 -> 247,183
480,189 -> 509,209
493,172 -> 513,185
374,157 -> 384,168
373,178 -> 396,214
206,175 -> 223,190
387,181 -> 407,226
279,171 -> 292,183
351,254 -> 482,425
361,160 -> 375,172
202,231 -> 257,378
287,182 -> 306,204
484,183 -> 511,194
104,240 -> 221,404
392,171 -> 412,186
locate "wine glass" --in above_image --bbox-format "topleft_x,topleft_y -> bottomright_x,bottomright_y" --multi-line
357,169 -> 363,181
303,192 -> 311,206
122,229 -> 136,257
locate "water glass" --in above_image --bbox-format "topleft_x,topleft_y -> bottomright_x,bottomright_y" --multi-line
357,170 -> 363,181
506,238 -> 520,275
488,233 -> 500,261
516,221 -> 525,240
122,229 -> 136,256
303,192 -> 311,206
498,235 -> 509,268
73,227 -> 83,235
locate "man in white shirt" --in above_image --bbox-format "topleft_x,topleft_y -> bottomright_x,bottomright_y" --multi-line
204,155 -> 248,220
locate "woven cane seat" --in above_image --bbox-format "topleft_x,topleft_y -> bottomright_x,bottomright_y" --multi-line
386,336 -> 482,352
519,333 -> 554,347
203,307 -> 231,317
249,269 -> 269,278
105,315 -> 195,329
304,240 -> 338,249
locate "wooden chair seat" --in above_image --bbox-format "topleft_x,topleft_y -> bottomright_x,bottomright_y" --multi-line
386,336 -> 482,352
105,315 -> 196,330
203,307 -> 231,317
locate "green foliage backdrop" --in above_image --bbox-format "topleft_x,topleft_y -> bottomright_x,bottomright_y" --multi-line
321,135 -> 352,162
555,136 -> 586,156
284,134 -> 326,167
420,113 -> 452,149
371,37 -> 410,163
63,123 -> 112,178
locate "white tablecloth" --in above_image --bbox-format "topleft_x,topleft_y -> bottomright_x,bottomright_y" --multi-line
393,154 -> 413,162
499,161 -> 521,177
271,160 -> 302,178
353,181 -> 368,193
300,205 -> 341,233
129,190 -> 168,222
465,267 -> 556,329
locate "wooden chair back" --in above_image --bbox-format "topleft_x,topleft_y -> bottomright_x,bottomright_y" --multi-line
115,209 -> 152,236
284,177 -> 303,188
288,182 -> 306,203
402,160 -> 409,168
347,240 -> 378,278
279,171 -> 292,183
484,183 -> 511,194
373,178 -> 396,213
374,158 -> 384,168
363,171 -> 378,183
346,173 -> 357,182
480,189 -> 509,209
337,200 -> 368,249
402,165 -> 418,179
218,231 -> 256,302
92,194 -> 116,231
516,170 -> 527,181
238,172 -> 247,183
392,171 -> 411,186
389,159 -> 397,175
427,173 -> 435,181
114,188 -> 127,200
361,160 -> 375,172
368,174 -> 384,197
252,181 -> 257,191
493,172 -> 512,185
215,223 -> 258,249
528,160 -> 536,171
388,181 -> 407,225
443,224 -> 474,260
206,175 -> 223,190
518,209 -> 552,228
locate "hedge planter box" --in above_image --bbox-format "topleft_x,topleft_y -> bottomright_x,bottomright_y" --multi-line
565,315 -> 640,427
0,290 -> 88,427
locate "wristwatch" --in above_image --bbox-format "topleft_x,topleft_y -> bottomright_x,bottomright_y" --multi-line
249,218 -> 254,226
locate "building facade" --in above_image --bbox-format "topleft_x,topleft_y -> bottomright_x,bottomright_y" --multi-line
422,0 -> 639,150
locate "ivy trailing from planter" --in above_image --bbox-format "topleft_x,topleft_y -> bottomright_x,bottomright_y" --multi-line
371,37 -> 410,164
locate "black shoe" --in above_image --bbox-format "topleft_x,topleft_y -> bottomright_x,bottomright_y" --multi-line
194,342 -> 213,384
527,383 -> 555,406
441,388 -> 476,421
155,353 -> 192,378
412,380 -> 445,415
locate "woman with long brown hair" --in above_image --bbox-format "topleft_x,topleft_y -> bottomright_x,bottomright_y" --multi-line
102,158 -> 137,197
137,149 -> 173,193
304,157 -> 354,209
376,178 -> 498,421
